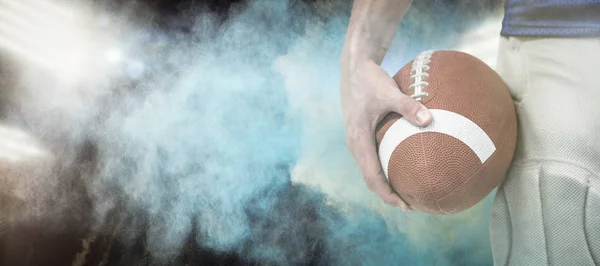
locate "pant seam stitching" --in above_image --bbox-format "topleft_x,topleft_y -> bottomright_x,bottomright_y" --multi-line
583,184 -> 597,265
539,165 -> 550,265
503,187 -> 513,266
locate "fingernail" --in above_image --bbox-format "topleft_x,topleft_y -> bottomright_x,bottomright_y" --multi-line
416,108 -> 432,124
399,205 -> 413,212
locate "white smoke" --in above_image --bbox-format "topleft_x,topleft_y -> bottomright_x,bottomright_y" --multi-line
0,1 -> 504,264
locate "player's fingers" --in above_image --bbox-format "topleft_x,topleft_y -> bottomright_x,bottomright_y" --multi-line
383,88 -> 433,127
365,171 -> 412,211
349,127 -> 412,211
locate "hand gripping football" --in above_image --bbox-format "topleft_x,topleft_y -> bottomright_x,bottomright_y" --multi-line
376,50 -> 517,214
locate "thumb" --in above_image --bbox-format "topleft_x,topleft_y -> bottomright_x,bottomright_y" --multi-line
384,89 -> 433,127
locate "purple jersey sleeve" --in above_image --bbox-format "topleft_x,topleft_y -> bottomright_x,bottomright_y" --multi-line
501,0 -> 600,37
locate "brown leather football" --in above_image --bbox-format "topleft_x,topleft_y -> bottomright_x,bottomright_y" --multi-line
376,50 -> 517,214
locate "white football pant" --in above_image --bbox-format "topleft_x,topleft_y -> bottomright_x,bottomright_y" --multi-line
490,36 -> 600,265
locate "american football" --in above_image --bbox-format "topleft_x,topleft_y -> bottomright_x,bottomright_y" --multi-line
376,50 -> 517,214
4,0 -> 598,264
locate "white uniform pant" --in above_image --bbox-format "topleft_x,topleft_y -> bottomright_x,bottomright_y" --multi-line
490,36 -> 600,265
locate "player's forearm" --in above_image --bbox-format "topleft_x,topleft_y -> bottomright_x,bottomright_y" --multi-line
342,0 -> 412,66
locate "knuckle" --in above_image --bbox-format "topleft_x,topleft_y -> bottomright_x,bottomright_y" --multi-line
349,126 -> 369,143
365,177 -> 376,193
364,175 -> 379,192
367,185 -> 377,193
394,94 -> 421,115
344,121 -> 359,140
345,129 -> 364,152
344,134 -> 354,149
383,198 -> 396,206
408,101 -> 423,116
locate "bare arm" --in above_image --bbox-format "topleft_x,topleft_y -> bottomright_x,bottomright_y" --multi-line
342,0 -> 413,67
340,0 -> 431,211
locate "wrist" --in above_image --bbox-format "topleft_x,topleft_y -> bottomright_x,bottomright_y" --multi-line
341,51 -> 371,78
342,34 -> 385,64
341,42 -> 381,76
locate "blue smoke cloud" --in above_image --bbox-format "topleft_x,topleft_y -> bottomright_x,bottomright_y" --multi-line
3,0 -> 499,265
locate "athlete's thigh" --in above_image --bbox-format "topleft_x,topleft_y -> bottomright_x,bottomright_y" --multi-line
490,36 -> 600,266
